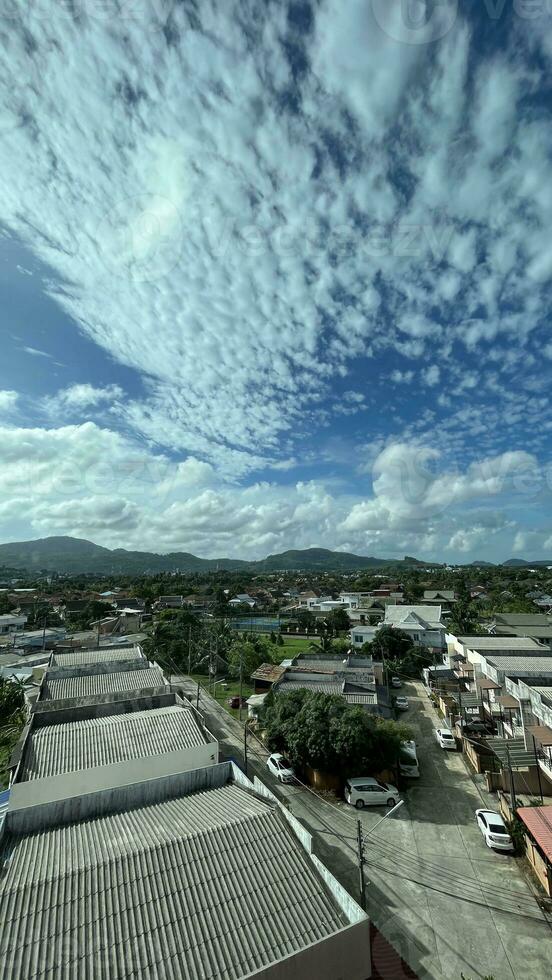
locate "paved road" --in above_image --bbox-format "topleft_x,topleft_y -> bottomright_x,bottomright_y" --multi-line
175,676 -> 552,980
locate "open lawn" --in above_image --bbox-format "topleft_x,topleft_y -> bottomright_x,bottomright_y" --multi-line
279,635 -> 316,654
189,674 -> 254,720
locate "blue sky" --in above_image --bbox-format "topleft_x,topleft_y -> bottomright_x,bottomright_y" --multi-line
1,0 -> 552,561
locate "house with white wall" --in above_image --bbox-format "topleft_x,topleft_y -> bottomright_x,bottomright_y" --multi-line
383,605 -> 445,650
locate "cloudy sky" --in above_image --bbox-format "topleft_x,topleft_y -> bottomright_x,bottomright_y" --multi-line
1,0 -> 552,562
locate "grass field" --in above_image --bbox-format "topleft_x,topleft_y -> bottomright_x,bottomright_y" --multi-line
279,635 -> 315,654
189,673 -> 254,720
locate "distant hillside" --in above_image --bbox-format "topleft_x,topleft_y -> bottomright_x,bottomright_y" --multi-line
0,536 -> 432,575
503,558 -> 552,567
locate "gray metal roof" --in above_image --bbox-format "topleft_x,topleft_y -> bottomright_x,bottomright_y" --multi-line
42,666 -> 166,701
0,784 -> 347,980
457,636 -> 545,650
19,705 -> 208,781
279,679 -> 377,703
484,655 -> 552,674
50,646 -> 143,667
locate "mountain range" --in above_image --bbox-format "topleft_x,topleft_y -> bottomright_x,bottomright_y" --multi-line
0,536 -> 433,575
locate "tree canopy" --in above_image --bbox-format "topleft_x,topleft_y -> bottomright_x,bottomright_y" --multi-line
264,689 -> 412,777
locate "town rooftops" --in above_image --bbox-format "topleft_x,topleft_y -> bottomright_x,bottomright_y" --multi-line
40,665 -> 166,702
494,614 -> 551,627
18,704 -> 209,782
483,655 -> 552,675
456,636 -> 546,651
250,663 -> 287,684
0,769 -> 368,980
49,644 -> 144,668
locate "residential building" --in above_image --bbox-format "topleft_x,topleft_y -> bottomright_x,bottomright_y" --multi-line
35,649 -> 168,709
423,590 -> 456,603
0,614 -> 27,635
383,605 -> 445,649
488,613 -> 552,649
9,696 -> 218,809
228,593 -> 256,608
0,761 -> 371,980
154,595 -> 184,609
350,624 -> 379,648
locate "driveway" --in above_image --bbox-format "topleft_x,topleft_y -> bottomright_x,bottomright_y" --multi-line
174,675 -> 552,979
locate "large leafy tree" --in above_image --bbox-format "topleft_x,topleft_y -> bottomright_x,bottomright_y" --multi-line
265,689 -> 412,777
369,626 -> 412,661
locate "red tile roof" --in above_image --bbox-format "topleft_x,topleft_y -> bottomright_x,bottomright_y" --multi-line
517,807 -> 552,865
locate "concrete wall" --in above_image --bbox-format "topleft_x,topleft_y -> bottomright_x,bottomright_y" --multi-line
7,760 -> 233,834
9,740 -> 219,813
30,691 -> 180,727
246,920 -> 371,980
45,655 -> 149,680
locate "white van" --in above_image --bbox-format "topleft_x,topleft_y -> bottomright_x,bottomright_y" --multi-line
399,740 -> 420,778
345,777 -> 400,809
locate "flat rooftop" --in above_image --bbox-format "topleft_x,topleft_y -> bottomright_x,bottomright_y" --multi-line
41,665 -> 166,702
19,704 -> 209,781
0,782 -> 348,980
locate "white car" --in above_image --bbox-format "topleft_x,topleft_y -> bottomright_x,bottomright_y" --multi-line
345,777 -> 400,809
391,676 -> 402,688
475,809 -> 514,852
266,753 -> 295,783
434,728 -> 456,750
395,696 -> 409,711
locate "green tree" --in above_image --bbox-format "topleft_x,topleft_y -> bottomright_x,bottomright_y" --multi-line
0,594 -> 15,615
325,607 -> 351,633
369,626 -> 411,661
0,677 -> 25,723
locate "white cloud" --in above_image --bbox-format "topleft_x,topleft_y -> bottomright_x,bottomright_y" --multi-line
45,384 -> 123,413
0,391 -> 18,414
422,365 -> 441,387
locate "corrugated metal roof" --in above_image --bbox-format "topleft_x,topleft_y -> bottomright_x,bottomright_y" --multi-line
50,646 -> 143,667
42,666 -> 166,701
19,705 -> 209,781
458,636 -> 545,650
0,784 -> 347,980
484,655 -> 552,673
484,736 -> 535,769
279,679 -> 377,703
517,807 -> 552,865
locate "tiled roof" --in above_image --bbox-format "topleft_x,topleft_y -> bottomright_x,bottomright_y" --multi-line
19,705 -> 208,781
384,605 -> 442,629
0,784 -> 347,980
42,666 -> 166,701
50,646 -> 143,667
517,807 -> 552,865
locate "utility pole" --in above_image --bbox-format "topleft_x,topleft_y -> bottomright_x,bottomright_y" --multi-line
356,819 -> 366,911
244,720 -> 248,777
458,687 -> 464,739
532,733 -> 544,804
505,742 -> 516,810
238,646 -> 243,722
196,680 -> 200,710
187,625 -> 192,677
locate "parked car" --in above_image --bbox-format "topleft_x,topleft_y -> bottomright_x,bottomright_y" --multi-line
345,777 -> 400,809
395,696 -> 409,711
434,728 -> 456,750
391,676 -> 402,688
266,753 -> 295,783
475,809 -> 514,852
227,695 -> 247,708
399,740 -> 419,778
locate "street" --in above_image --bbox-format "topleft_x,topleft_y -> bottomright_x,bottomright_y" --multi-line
175,675 -> 552,980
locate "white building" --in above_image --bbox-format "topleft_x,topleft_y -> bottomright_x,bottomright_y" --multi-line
350,624 -> 379,648
0,615 -> 27,635
383,605 -> 445,650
